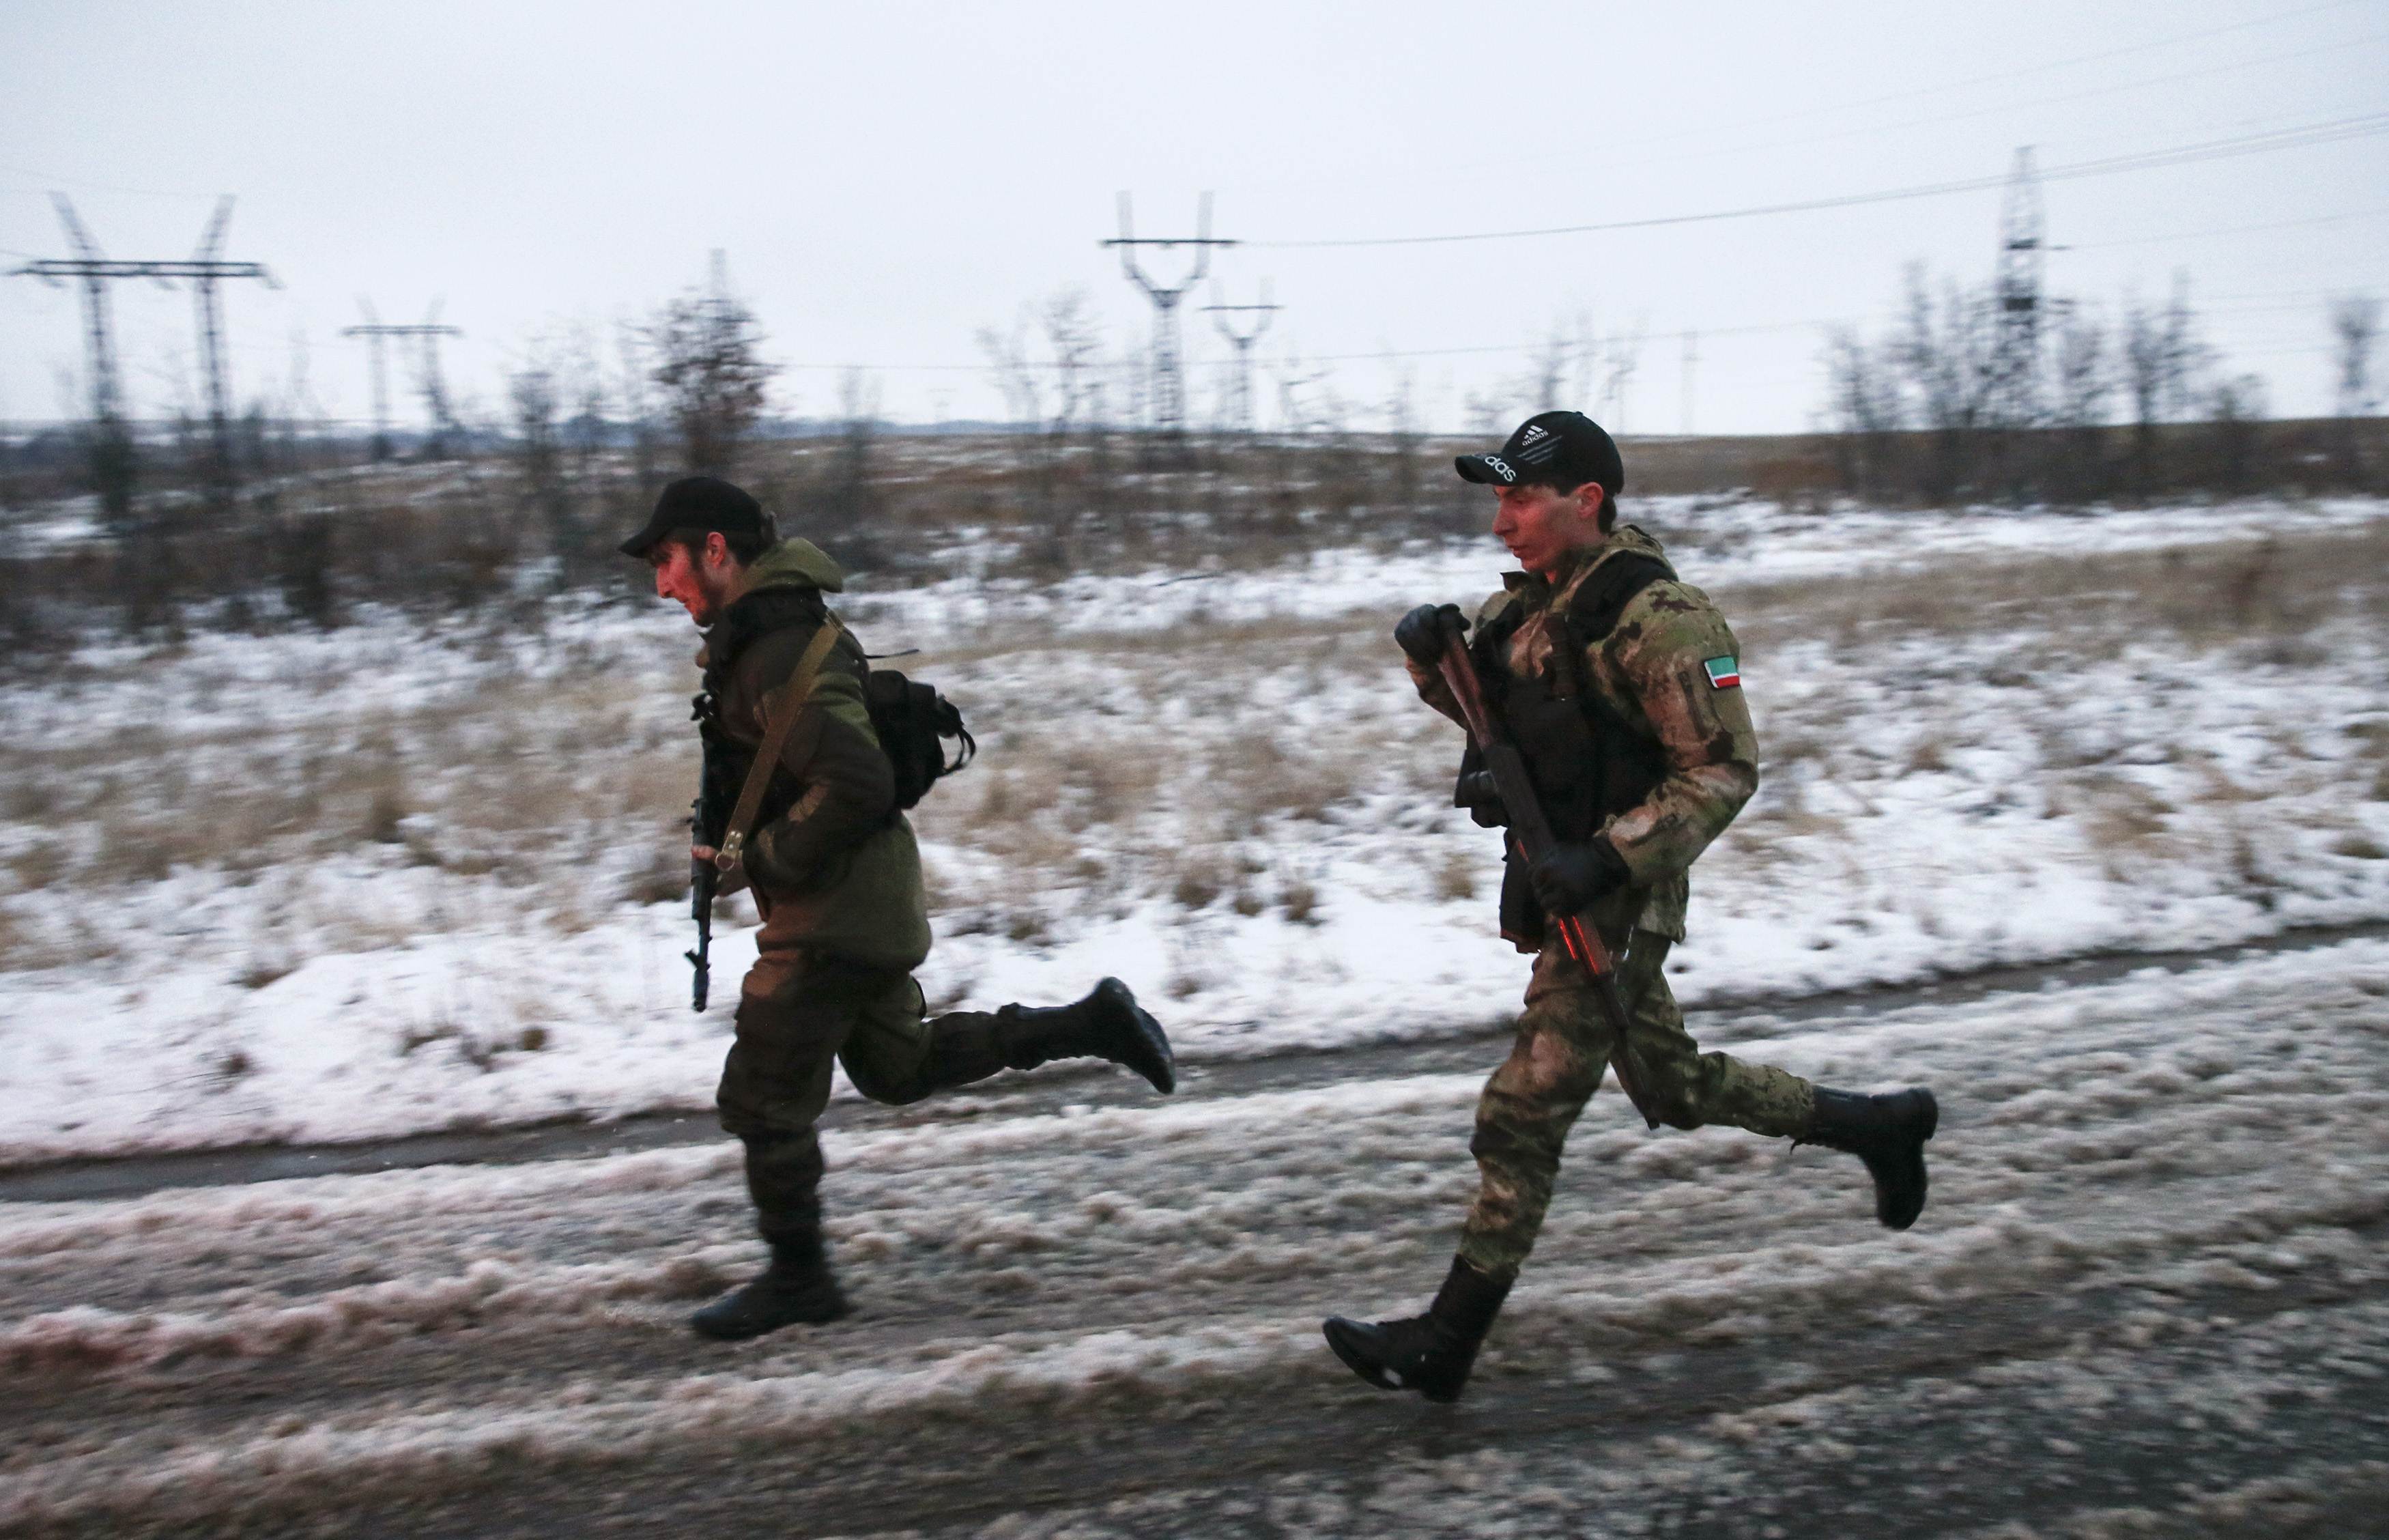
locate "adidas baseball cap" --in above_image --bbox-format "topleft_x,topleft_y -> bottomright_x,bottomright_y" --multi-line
1455,410 -> 1625,494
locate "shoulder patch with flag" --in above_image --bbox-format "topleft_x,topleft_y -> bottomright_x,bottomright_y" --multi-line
1702,655 -> 1741,689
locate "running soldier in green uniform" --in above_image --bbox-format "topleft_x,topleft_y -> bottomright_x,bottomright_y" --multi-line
1323,412 -> 1939,1401
623,477 -> 1176,1341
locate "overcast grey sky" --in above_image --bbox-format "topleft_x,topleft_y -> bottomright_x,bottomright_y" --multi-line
3,0 -> 2383,437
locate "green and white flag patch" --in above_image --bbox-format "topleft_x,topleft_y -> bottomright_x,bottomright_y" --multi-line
1703,655 -> 1741,689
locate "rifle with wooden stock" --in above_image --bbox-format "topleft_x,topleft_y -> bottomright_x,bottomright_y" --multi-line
1398,604 -> 1661,1128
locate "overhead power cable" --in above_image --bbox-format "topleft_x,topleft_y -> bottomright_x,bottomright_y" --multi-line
775,318 -> 1833,376
1251,112 -> 2389,251
2068,205 -> 2389,251
1713,32 -> 2386,171
0,161 -> 225,201
771,288 -> 2378,376
1582,0 -> 2369,160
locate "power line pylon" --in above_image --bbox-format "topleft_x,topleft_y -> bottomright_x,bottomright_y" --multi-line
1103,192 -> 1236,454
1203,279 -> 1280,434
186,197 -> 277,498
343,300 -> 463,459
8,193 -> 277,523
1987,147 -> 2047,430
345,298 -> 396,460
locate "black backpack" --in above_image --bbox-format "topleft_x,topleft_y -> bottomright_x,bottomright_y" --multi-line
863,669 -> 975,808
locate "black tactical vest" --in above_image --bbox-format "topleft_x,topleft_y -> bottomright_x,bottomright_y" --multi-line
1465,551 -> 1674,943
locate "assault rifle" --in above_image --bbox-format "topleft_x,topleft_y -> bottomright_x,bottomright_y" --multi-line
687,791 -> 715,1013
1400,607 -> 1661,1129
687,689 -> 739,1014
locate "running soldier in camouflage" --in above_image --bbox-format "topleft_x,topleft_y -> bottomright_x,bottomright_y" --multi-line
1324,412 -> 1939,1403
623,477 -> 1177,1343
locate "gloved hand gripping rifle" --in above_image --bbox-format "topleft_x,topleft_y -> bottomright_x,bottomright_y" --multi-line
1399,606 -> 1661,1128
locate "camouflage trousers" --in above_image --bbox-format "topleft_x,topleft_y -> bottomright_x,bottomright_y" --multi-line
717,946 -> 999,1246
1458,930 -> 1816,1282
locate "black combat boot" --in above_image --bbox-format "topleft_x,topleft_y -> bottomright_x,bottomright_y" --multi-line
1801,1086 -> 1939,1230
690,1227 -> 850,1341
1321,1256 -> 1513,1403
992,978 -> 1176,1094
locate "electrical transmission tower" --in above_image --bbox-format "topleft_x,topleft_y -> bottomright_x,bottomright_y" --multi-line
1203,280 -> 1280,434
343,300 -> 463,459
8,193 -> 277,522
186,197 -> 274,497
1986,147 -> 2047,429
1104,193 -> 1236,453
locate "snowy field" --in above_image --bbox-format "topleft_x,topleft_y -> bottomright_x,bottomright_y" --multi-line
2,493 -> 2388,1161
3,935 -> 2385,1535
5,492 -> 2389,1537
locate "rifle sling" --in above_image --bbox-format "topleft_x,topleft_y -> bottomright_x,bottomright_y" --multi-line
717,617 -> 844,871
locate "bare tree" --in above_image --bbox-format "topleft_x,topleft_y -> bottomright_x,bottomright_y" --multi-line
556,325 -> 609,490
2333,294 -> 2381,416
648,253 -> 774,476
978,288 -> 1113,547
510,364 -> 560,512
2331,294 -> 2381,485
1823,326 -> 1902,498
1040,287 -> 1113,526
1891,264 -> 1995,502
2047,306 -> 2111,500
508,354 -> 582,571
1597,321 -> 1646,436
1042,287 -> 1104,438
1385,367 -> 1422,519
2203,371 -> 2269,494
1461,386 -> 1508,438
793,368 -> 883,543
2121,275 -> 2201,494
616,319 -> 659,492
1526,322 -> 1579,411
977,317 -> 1044,434
978,311 -> 1048,534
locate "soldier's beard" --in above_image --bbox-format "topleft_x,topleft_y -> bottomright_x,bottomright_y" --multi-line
688,570 -> 741,629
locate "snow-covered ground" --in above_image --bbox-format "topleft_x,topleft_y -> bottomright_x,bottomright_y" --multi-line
3,494 -> 2386,1162
3,937 -> 2385,1535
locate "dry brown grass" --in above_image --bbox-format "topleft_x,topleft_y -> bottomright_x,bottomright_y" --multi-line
1433,851 -> 1476,903
7,513 -> 2384,975
1730,519 -> 2389,661
0,627 -> 704,970
2073,773 -> 2176,855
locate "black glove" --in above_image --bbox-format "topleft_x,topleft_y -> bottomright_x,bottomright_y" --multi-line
1395,603 -> 1466,669
1528,839 -> 1631,915
1455,769 -> 1507,829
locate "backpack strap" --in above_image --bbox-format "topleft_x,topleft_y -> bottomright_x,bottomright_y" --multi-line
714,616 -> 844,874
1564,551 -> 1674,639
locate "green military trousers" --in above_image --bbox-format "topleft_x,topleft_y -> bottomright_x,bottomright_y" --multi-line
1457,930 -> 1817,1282
717,945 -> 998,1246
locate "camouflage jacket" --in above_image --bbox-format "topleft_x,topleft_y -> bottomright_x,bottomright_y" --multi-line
697,539 -> 932,971
1408,524 -> 1758,942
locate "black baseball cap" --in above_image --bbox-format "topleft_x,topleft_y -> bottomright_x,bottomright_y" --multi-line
1455,410 -> 1625,495
618,475 -> 773,558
